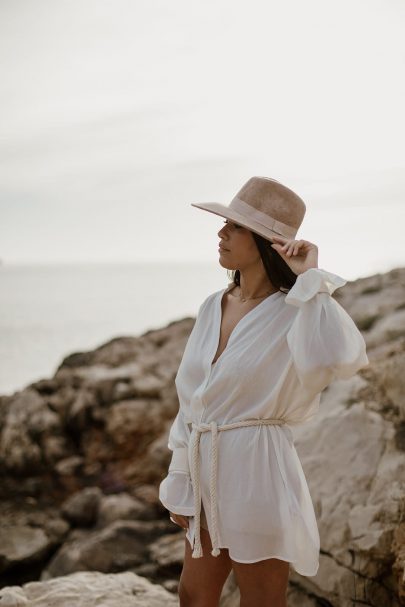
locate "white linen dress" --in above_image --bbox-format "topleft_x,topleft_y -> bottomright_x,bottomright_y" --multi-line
158,267 -> 369,577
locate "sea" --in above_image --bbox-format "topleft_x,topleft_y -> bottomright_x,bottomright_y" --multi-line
0,262 -> 230,397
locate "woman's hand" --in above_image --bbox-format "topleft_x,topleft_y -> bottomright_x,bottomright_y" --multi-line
169,511 -> 190,529
270,235 -> 319,275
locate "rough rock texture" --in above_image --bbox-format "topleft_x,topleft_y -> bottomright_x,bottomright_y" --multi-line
0,501 -> 70,585
0,266 -> 404,606
0,322 -> 191,500
96,492 -> 150,527
61,486 -> 102,527
0,570 -> 177,606
42,519 -> 170,580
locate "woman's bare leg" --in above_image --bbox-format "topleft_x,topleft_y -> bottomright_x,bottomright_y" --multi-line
231,556 -> 290,607
178,527 -> 233,607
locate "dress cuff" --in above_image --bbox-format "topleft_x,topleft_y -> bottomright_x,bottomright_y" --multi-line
285,267 -> 347,307
168,447 -> 189,474
158,471 -> 195,516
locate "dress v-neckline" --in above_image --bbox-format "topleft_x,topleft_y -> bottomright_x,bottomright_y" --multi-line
210,281 -> 282,368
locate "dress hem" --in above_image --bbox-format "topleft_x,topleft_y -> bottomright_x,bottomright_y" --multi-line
185,532 -> 319,577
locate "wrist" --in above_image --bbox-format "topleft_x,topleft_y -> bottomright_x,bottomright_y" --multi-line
296,265 -> 319,275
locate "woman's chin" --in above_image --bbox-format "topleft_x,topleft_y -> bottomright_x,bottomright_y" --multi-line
218,258 -> 236,270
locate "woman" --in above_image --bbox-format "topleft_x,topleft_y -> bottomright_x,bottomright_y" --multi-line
159,176 -> 369,607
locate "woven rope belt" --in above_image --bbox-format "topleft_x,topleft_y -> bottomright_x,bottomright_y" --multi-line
190,417 -> 286,559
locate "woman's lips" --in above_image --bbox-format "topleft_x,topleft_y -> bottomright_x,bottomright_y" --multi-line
218,246 -> 229,252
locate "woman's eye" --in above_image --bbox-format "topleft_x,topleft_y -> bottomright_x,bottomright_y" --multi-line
223,220 -> 241,229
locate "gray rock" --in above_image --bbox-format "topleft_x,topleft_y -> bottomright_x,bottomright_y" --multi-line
365,309 -> 405,349
149,531 -> 185,569
0,526 -> 50,573
0,389 -> 61,474
0,570 -> 177,606
61,487 -> 102,527
289,400 -> 403,605
42,519 -> 169,579
0,505 -> 70,574
54,455 -> 84,476
97,492 -> 148,526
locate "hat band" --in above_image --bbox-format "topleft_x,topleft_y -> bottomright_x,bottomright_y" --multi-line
229,197 -> 297,239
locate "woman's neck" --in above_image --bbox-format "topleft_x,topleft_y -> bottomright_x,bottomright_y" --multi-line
238,270 -> 277,300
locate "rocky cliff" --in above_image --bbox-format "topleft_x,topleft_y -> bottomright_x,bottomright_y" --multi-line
0,267 -> 404,606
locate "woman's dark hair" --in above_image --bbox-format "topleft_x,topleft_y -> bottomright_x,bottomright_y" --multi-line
226,230 -> 298,293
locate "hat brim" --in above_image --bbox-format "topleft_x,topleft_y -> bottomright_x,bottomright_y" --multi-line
190,202 -> 287,243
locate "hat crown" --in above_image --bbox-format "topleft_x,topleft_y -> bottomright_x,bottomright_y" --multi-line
234,176 -> 306,231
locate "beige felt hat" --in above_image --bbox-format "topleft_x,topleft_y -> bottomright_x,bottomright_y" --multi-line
191,176 -> 306,243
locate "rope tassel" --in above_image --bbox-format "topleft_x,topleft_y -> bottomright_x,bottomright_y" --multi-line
192,544 -> 203,558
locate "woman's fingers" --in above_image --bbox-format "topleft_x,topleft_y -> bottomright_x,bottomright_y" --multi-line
271,235 -> 286,246
169,512 -> 189,529
272,237 -> 305,256
293,240 -> 304,255
274,238 -> 295,256
287,242 -> 295,256
272,236 -> 319,272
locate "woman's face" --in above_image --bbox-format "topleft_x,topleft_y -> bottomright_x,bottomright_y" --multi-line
217,219 -> 262,270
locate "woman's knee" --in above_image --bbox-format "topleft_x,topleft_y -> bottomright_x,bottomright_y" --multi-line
233,557 -> 289,607
178,578 -> 225,607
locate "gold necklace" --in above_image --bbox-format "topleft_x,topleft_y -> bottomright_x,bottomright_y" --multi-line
238,287 -> 277,303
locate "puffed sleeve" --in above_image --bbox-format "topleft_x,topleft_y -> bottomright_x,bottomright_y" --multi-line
285,267 -> 369,394
158,407 -> 195,516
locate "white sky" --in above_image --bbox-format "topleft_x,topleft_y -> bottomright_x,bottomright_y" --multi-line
0,0 -> 404,279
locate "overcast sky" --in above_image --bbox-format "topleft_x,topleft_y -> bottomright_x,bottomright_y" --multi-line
0,0 -> 404,280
